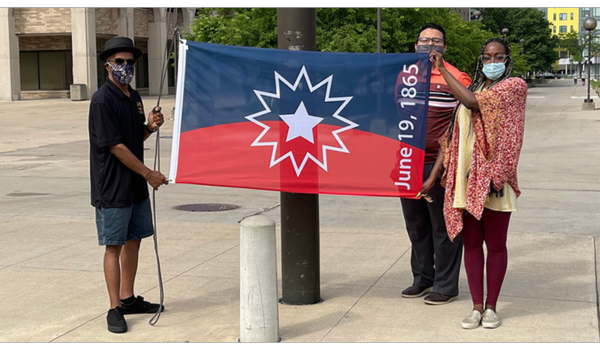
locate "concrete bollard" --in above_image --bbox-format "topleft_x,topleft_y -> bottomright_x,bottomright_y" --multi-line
239,215 -> 280,342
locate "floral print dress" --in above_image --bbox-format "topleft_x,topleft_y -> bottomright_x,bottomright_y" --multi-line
439,77 -> 528,241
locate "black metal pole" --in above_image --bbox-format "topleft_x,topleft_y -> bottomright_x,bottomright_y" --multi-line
277,8 -> 321,305
587,30 -> 592,102
377,8 -> 381,53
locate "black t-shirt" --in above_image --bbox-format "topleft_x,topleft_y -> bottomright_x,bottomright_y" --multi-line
89,79 -> 149,208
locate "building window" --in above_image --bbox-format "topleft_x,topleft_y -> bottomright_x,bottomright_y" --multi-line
553,26 -> 556,33
582,8 -> 590,17
553,13 -> 556,21
559,26 -> 567,33
559,13 -> 567,20
560,50 -> 568,59
135,53 -> 149,88
580,8 -> 600,17
571,25 -> 574,32
20,51 -> 73,90
571,12 -> 574,20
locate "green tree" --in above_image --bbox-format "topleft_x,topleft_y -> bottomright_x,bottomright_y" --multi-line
511,43 -> 528,77
189,8 -> 500,75
315,8 -> 379,53
480,8 -> 558,72
316,8 -> 497,75
558,30 -> 600,75
188,8 -> 278,48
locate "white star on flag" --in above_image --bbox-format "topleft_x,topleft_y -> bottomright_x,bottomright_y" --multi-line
279,102 -> 324,143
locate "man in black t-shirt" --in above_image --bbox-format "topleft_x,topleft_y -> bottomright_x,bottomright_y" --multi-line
89,37 -> 168,334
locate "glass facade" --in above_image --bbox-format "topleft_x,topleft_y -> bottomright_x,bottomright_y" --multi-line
136,53 -> 149,88
582,8 -> 600,18
15,29 -> 179,98
20,51 -> 73,91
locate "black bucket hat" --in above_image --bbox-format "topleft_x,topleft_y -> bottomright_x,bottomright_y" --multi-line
98,36 -> 143,62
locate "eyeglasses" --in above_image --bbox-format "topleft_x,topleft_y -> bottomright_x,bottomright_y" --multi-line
481,55 -> 508,64
417,37 -> 444,45
110,58 -> 136,66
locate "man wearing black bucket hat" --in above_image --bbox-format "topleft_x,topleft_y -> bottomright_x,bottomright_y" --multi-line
89,36 -> 168,333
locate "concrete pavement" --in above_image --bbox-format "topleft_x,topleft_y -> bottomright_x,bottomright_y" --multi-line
0,78 -> 599,342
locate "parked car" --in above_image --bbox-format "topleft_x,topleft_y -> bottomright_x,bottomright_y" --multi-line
542,72 -> 560,79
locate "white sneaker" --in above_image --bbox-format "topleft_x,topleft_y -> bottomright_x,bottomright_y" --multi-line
481,309 -> 501,329
461,310 -> 482,329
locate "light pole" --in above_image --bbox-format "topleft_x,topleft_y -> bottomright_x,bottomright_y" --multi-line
472,10 -> 481,21
583,17 -> 597,110
502,28 -> 509,42
277,8 -> 321,305
520,38 -> 525,54
520,38 -> 527,79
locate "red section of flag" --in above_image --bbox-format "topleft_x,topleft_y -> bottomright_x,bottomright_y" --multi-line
174,122 -> 424,197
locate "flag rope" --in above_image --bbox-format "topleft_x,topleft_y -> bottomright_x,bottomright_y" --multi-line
148,8 -> 181,327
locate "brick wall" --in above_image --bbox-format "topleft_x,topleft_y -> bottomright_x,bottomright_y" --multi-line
14,8 -> 71,34
20,36 -> 72,51
95,8 -> 119,35
135,8 -> 153,38
12,7 -> 185,37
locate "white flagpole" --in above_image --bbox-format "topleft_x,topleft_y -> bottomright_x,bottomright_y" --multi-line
168,39 -> 189,184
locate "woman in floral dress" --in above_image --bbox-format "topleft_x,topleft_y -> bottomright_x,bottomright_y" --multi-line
422,38 -> 527,329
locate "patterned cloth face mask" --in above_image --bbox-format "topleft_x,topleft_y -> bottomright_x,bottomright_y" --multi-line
108,62 -> 135,85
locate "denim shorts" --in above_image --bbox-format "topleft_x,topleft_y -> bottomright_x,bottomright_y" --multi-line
95,198 -> 154,245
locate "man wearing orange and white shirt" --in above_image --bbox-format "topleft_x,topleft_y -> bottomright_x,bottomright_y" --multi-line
399,23 -> 471,305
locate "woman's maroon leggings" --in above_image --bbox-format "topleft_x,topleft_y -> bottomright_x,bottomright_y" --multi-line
462,208 -> 512,308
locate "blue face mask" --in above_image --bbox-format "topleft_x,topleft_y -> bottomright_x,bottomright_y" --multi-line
482,62 -> 506,81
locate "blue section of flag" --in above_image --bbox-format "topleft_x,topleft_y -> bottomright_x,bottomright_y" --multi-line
180,41 -> 430,150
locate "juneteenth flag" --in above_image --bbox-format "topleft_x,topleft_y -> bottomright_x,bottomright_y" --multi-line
169,40 -> 431,197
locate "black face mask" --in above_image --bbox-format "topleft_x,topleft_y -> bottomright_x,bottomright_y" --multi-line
415,45 -> 444,55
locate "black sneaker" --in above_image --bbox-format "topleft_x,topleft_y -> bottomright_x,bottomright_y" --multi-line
401,285 -> 433,298
120,295 -> 164,315
423,292 -> 459,305
107,307 -> 127,333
